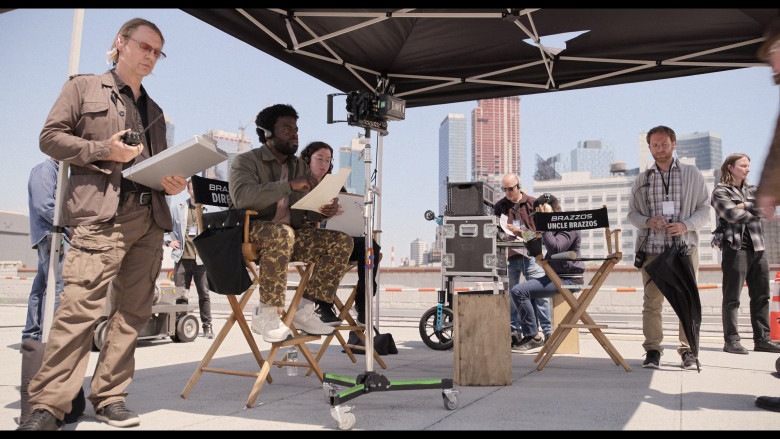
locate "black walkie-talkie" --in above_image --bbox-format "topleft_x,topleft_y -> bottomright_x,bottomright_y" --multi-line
121,113 -> 165,146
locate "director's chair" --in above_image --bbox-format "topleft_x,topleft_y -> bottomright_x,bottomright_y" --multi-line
180,175 -> 325,408
305,252 -> 387,376
531,206 -> 631,372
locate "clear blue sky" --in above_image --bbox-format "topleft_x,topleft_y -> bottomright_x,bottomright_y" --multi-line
1,9 -> 778,263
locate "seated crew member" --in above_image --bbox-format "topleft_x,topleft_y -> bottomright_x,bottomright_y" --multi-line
229,103 -> 354,343
300,141 -> 381,325
510,194 -> 585,353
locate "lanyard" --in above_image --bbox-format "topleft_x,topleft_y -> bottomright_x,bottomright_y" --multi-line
657,164 -> 672,200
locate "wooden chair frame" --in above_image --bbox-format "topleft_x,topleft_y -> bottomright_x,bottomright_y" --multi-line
531,209 -> 632,372
303,261 -> 387,376
181,194 -> 327,408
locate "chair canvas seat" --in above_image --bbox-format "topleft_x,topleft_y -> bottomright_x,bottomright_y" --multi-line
180,175 -> 328,408
530,207 -> 632,372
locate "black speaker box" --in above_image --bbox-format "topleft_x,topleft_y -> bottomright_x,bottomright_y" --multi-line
446,181 -> 494,216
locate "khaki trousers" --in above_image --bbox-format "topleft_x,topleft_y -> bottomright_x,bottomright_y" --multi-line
639,246 -> 698,356
248,221 -> 353,307
28,200 -> 164,420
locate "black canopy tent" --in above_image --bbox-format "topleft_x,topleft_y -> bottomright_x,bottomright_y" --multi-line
181,9 -> 779,427
183,8 -> 777,108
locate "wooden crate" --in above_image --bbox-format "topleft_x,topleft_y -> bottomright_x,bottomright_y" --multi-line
552,294 -> 580,354
453,293 -> 512,386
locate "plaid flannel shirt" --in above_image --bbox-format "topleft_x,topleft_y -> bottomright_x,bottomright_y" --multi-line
646,161 -> 682,253
710,183 -> 765,252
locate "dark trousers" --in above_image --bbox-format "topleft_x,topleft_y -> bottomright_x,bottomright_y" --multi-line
721,246 -> 771,343
352,237 -> 380,310
174,258 -> 211,326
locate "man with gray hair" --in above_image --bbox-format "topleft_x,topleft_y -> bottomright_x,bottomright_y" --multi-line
18,18 -> 187,430
494,173 -> 549,350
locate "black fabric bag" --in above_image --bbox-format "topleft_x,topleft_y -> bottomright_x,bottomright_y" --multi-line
526,237 -> 543,257
343,327 -> 398,355
193,210 -> 254,295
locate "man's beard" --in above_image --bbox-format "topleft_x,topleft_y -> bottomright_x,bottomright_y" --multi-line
275,140 -> 298,156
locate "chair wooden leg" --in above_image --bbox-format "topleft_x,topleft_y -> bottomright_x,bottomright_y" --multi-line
304,284 -> 388,376
533,257 -> 630,372
181,286 -> 272,400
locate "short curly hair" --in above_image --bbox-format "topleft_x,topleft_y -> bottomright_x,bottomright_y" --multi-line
255,104 -> 298,143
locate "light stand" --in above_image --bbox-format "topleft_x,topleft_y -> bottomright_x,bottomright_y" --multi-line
322,126 -> 459,431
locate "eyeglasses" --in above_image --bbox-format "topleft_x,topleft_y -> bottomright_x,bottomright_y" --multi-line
311,155 -> 333,164
125,36 -> 166,60
501,186 -> 517,192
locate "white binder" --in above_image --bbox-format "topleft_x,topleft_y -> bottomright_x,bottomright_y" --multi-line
122,135 -> 227,191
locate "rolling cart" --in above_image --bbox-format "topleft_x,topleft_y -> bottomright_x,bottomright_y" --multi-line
91,284 -> 198,351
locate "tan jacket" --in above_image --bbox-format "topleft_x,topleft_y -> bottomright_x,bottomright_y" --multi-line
757,111 -> 780,201
39,71 -> 172,230
229,144 -> 324,229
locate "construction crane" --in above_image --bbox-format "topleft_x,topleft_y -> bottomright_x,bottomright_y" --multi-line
237,121 -> 247,152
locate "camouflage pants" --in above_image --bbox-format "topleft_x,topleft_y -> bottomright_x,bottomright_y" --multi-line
248,220 -> 353,307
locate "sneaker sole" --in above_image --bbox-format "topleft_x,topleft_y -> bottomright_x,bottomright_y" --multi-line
723,348 -> 749,354
261,333 -> 294,343
94,414 -> 140,428
299,327 -> 336,336
642,363 -> 660,369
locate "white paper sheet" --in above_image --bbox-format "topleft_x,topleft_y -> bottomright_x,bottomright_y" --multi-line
291,167 -> 351,212
499,214 -> 515,236
324,193 -> 364,237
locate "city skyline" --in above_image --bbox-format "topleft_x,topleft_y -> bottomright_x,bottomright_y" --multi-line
0,9 -> 778,264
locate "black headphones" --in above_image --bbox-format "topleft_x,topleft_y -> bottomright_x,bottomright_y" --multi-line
301,143 -> 333,174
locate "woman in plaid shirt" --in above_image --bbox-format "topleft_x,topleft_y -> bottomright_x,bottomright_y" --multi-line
711,153 -> 780,355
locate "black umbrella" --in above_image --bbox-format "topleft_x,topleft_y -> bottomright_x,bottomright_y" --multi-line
193,210 -> 254,296
643,240 -> 702,372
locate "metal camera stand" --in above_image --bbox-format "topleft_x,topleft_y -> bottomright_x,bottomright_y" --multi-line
322,126 -> 459,430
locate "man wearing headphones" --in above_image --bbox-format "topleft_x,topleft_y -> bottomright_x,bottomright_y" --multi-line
493,173 -> 550,349
229,104 -> 354,343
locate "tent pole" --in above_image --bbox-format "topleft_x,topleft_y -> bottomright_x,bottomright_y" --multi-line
362,127 -> 375,373
42,8 -> 82,343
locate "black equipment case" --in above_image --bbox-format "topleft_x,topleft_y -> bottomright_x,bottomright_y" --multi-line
441,215 -> 507,277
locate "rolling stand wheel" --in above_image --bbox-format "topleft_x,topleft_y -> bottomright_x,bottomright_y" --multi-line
92,318 -> 109,351
171,314 -> 199,343
323,382 -> 340,401
330,405 -> 356,430
442,388 -> 460,410
419,306 -> 454,350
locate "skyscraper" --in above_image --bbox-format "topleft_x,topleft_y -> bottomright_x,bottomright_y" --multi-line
438,113 -> 467,214
338,135 -> 367,194
638,130 -> 722,172
570,140 -> 615,177
471,97 -> 521,203
410,238 -> 427,266
164,114 -> 175,149
203,129 -> 252,181
675,131 -> 722,171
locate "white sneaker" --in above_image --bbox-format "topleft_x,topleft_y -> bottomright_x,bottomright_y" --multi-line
293,303 -> 336,336
251,306 -> 263,334
254,303 -> 293,343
